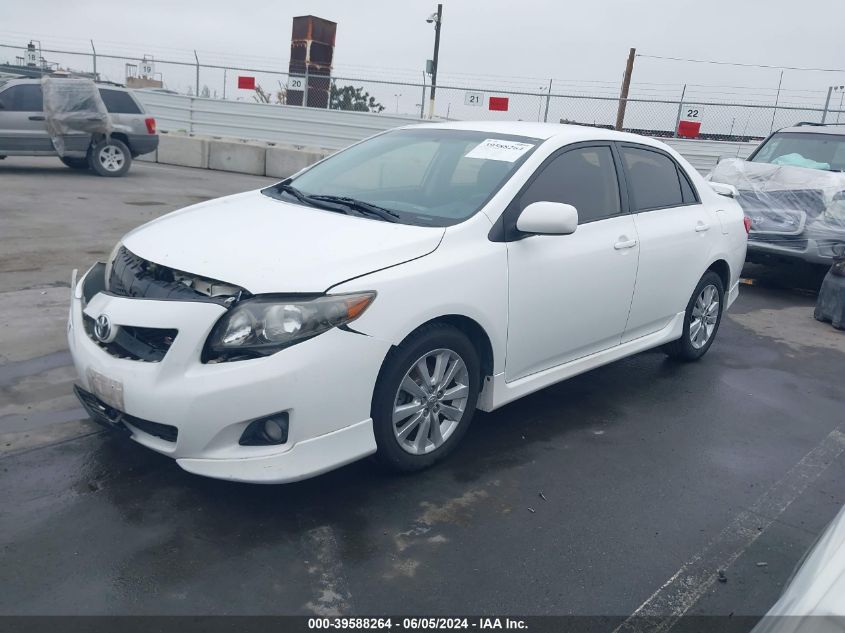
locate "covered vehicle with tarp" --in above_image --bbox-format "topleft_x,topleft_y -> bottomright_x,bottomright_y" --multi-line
709,124 -> 845,266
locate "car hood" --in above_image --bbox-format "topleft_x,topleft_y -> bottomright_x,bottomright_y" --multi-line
121,190 -> 445,294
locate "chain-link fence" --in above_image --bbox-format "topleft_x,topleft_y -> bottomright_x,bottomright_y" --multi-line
3,41 -> 844,142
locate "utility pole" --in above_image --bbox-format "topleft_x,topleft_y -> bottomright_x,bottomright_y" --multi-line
769,70 -> 784,133
90,40 -> 97,78
193,50 -> 200,97
615,47 -> 636,131
822,85 -> 834,123
427,4 -> 443,120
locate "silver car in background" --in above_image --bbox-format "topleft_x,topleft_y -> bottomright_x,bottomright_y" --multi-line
0,77 -> 158,176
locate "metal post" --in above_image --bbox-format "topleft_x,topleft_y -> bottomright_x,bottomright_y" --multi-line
327,78 -> 334,110
822,85 -> 834,123
615,47 -> 636,131
90,40 -> 97,78
837,88 -> 844,124
223,68 -> 227,100
428,4 -> 443,120
673,84 -> 687,138
769,70 -> 783,133
304,66 -> 310,108
420,71 -> 426,119
193,50 -> 200,97
543,79 -> 553,123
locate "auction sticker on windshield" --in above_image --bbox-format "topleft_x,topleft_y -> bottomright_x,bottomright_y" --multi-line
465,138 -> 535,162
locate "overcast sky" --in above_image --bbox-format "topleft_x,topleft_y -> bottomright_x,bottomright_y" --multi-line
3,0 -> 845,110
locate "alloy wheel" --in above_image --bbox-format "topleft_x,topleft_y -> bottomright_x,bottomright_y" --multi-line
98,145 -> 125,172
392,348 -> 470,455
689,284 -> 720,349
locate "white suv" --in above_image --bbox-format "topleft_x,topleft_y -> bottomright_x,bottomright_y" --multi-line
68,122 -> 748,483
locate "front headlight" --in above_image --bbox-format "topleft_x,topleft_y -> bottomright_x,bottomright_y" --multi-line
205,292 -> 376,360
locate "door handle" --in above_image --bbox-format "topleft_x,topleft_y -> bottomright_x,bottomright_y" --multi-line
695,222 -> 711,232
614,238 -> 638,250
28,115 -> 45,121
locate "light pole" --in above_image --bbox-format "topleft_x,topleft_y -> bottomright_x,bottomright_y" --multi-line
394,93 -> 402,114
426,4 -> 442,120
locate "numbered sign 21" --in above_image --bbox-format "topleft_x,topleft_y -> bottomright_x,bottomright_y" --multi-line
465,91 -> 483,107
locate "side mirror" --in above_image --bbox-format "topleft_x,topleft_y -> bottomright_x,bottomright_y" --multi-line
710,182 -> 738,198
516,201 -> 578,235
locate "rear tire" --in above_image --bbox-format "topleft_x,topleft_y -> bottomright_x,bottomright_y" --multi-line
663,271 -> 724,362
60,156 -> 90,170
372,323 -> 480,473
89,138 -> 132,177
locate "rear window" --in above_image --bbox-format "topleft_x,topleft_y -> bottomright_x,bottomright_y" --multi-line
621,146 -> 685,211
98,89 -> 142,114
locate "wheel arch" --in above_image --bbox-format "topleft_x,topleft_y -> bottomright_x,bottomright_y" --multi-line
706,258 -> 731,292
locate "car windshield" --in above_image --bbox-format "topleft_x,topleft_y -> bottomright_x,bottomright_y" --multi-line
262,128 -> 541,226
750,131 -> 845,171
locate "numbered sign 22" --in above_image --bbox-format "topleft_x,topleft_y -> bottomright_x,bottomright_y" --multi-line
683,107 -> 701,121
465,91 -> 483,107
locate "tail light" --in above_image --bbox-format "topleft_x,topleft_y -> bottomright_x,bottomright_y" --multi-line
144,117 -> 156,134
743,217 -> 752,234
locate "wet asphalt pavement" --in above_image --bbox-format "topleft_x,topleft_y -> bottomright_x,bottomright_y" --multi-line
1,158 -> 844,620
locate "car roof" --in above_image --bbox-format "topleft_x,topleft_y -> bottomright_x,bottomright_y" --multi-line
399,120 -> 666,148
776,124 -> 845,135
3,77 -> 129,90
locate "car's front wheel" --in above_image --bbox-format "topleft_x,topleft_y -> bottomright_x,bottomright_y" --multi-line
89,138 -> 132,177
372,324 -> 480,472
663,270 -> 725,361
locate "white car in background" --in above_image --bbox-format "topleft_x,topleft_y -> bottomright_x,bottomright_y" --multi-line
68,122 -> 748,483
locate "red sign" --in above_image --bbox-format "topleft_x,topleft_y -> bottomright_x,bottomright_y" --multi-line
238,76 -> 256,90
677,120 -> 701,138
489,96 -> 509,111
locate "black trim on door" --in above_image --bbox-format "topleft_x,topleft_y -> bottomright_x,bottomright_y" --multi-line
488,140 -> 630,243
615,142 -> 701,212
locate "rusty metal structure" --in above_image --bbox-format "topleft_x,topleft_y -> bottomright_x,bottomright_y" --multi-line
287,15 -> 336,108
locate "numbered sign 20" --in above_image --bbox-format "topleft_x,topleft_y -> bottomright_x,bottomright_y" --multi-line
288,76 -> 306,91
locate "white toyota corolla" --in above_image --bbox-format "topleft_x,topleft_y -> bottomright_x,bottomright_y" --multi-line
68,122 -> 748,483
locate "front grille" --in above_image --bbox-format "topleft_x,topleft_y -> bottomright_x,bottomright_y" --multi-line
74,385 -> 178,443
109,247 -> 241,306
83,314 -> 176,362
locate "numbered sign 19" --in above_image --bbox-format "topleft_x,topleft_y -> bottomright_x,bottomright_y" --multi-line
677,106 -> 702,139
288,76 -> 306,92
464,92 -> 483,107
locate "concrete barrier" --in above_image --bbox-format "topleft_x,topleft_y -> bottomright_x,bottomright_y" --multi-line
265,145 -> 328,179
157,134 -> 209,169
208,140 -> 266,175
135,149 -> 157,163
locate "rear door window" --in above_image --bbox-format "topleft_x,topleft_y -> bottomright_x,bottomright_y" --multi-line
98,89 -> 142,114
621,146 -> 685,211
0,84 -> 43,111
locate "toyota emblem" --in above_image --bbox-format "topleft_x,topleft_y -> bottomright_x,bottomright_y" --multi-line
93,314 -> 117,343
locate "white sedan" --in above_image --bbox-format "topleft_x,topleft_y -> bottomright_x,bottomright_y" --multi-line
68,122 -> 748,483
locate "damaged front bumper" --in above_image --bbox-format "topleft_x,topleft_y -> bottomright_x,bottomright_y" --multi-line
68,263 -> 389,483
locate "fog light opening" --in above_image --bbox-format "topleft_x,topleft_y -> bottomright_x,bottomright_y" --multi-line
239,413 -> 289,446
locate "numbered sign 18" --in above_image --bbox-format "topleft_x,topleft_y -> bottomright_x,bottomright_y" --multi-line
464,92 -> 483,107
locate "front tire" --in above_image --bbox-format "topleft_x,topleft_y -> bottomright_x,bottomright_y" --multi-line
89,138 -> 132,177
663,271 -> 725,361
372,324 -> 480,473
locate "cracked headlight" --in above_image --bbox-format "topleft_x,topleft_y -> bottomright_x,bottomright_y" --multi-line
205,292 -> 376,360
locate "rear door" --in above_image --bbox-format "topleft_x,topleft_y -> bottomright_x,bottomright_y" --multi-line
0,83 -> 52,154
619,143 -> 717,342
